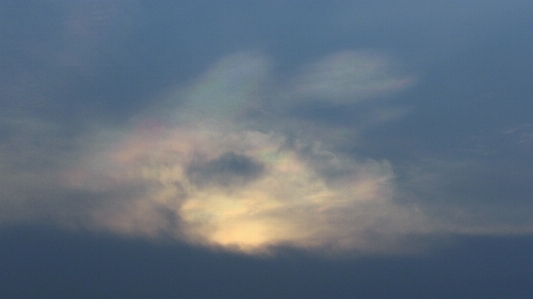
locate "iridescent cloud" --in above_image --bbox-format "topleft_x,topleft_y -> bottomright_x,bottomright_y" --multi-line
59,51 -> 432,254
5,50 -> 532,255
66,123 -> 433,253
12,50 -> 529,255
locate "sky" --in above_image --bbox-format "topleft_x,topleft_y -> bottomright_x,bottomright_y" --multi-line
1,0 -> 533,297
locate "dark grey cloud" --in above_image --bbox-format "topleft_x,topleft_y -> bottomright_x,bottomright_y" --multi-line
1,226 -> 533,298
187,152 -> 266,189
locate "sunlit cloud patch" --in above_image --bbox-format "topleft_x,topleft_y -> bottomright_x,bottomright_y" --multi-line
57,50 -> 434,254
65,123 -> 432,254
10,49 -> 532,256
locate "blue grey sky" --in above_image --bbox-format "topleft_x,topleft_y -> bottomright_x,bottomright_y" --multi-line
1,0 -> 533,297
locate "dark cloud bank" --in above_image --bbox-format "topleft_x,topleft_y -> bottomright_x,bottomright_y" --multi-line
1,226 -> 533,299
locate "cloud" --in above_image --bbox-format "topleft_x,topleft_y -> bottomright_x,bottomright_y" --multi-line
50,50 -> 432,254
3,50 -> 532,256
286,51 -> 415,105
62,122 -> 430,254
187,152 -> 266,188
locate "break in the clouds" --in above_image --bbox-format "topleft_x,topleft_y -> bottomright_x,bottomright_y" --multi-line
2,49 -> 533,255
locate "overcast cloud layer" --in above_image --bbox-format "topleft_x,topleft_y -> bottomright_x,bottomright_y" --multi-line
1,0 -> 533,258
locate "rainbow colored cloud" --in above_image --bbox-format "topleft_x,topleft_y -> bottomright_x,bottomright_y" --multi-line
59,51 -> 434,254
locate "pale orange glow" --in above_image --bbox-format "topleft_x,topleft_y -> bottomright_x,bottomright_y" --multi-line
57,50 -> 437,254
63,122 -> 431,253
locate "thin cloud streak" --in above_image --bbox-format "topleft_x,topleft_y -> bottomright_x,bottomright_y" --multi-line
287,51 -> 415,104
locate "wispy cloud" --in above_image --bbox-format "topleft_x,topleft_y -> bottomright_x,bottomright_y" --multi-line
55,50 -> 430,254
286,51 -> 414,104
3,50 -> 533,256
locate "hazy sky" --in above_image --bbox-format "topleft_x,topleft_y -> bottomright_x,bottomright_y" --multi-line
1,0 -> 533,297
